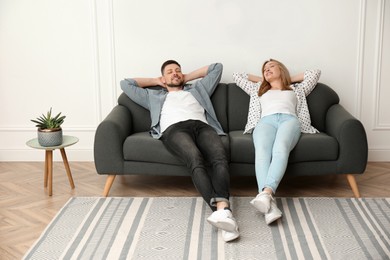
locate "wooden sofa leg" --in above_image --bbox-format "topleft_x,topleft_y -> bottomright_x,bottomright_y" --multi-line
103,175 -> 116,197
346,174 -> 361,198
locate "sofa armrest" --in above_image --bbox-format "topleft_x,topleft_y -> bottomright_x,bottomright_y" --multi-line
94,105 -> 132,174
326,104 -> 368,173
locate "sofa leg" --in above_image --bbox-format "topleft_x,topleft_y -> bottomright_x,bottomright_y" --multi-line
346,174 -> 361,198
103,175 -> 116,197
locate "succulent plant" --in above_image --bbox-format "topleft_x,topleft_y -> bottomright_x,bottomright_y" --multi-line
31,107 -> 66,129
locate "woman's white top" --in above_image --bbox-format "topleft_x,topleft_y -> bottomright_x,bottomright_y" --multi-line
260,90 -> 297,118
232,69 -> 321,134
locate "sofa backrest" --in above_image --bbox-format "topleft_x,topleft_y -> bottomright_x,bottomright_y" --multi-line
210,83 -> 228,132
306,83 -> 339,132
225,83 -> 249,131
118,82 -> 340,134
223,82 -> 340,133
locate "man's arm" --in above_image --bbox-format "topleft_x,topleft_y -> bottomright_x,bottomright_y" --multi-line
190,63 -> 223,96
183,66 -> 209,83
120,78 -> 153,110
132,77 -> 165,88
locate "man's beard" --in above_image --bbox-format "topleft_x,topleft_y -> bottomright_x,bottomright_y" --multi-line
167,79 -> 184,88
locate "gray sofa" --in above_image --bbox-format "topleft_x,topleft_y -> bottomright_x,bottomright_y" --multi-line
94,83 -> 368,197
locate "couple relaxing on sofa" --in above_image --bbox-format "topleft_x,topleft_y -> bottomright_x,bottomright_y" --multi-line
119,59 -> 321,243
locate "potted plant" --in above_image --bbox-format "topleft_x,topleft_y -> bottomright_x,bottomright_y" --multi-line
31,108 -> 66,147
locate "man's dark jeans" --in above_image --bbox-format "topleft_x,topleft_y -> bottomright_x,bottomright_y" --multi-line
161,120 -> 230,211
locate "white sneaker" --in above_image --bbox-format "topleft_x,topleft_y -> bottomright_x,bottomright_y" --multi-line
250,192 -> 272,214
207,209 -> 238,232
265,200 -> 282,225
222,226 -> 240,242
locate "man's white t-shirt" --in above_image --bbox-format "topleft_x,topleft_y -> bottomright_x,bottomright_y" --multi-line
160,90 -> 207,132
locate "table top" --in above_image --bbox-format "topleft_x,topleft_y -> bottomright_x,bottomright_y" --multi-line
26,135 -> 79,150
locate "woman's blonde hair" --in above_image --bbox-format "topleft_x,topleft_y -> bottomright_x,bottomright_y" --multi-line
258,59 -> 292,96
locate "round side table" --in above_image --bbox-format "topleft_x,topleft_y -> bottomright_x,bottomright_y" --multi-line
26,135 -> 79,196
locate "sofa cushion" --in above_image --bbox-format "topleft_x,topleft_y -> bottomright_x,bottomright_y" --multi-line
229,131 -> 255,164
229,131 -> 338,163
123,132 -> 230,165
289,133 -> 339,162
123,132 -> 181,165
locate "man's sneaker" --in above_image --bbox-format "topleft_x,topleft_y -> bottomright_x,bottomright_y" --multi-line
265,200 -> 282,225
250,191 -> 272,214
207,209 -> 237,232
222,226 -> 240,242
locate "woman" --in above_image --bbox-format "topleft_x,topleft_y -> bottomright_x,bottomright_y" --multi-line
233,59 -> 321,224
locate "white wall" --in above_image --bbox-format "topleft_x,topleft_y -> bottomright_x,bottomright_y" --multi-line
0,0 -> 389,161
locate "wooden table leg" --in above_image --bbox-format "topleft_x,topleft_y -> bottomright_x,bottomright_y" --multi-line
46,150 -> 53,196
60,148 -> 75,189
44,151 -> 48,188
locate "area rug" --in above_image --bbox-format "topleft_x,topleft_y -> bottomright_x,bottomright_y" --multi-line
23,197 -> 390,259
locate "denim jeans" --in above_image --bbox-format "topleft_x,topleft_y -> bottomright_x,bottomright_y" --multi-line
161,120 -> 230,210
253,113 -> 301,193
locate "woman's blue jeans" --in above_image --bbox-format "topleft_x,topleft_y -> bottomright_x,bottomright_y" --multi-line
253,113 -> 301,193
161,120 -> 230,210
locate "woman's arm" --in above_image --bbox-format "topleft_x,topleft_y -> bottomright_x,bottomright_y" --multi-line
248,74 -> 262,83
290,72 -> 304,83
294,70 -> 321,96
232,72 -> 261,95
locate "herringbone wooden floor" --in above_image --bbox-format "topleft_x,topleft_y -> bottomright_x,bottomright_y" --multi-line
0,161 -> 389,259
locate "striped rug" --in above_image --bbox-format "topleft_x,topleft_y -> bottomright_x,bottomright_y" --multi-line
24,197 -> 390,259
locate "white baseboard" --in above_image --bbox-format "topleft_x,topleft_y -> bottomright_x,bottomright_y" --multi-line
0,149 -> 94,162
368,149 -> 390,162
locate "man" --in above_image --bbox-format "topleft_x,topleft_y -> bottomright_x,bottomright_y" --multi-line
120,60 -> 239,242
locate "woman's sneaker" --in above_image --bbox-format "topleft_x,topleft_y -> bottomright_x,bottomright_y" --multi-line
250,191 -> 272,213
265,200 -> 282,225
207,209 -> 238,232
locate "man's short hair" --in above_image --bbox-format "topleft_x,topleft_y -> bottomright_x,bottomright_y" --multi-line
161,60 -> 181,75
